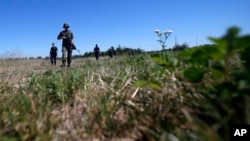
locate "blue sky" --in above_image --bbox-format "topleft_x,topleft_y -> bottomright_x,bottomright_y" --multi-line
0,0 -> 249,58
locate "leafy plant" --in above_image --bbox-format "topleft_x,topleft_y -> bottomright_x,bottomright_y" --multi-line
135,27 -> 250,141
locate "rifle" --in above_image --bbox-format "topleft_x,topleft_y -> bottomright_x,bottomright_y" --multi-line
71,43 -> 77,50
71,43 -> 81,55
59,31 -> 80,54
59,32 -> 77,50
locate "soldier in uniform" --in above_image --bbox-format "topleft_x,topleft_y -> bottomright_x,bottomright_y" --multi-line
50,43 -> 58,65
57,23 -> 74,67
94,44 -> 100,60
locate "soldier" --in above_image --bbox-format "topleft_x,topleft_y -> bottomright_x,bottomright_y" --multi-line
108,47 -> 113,58
50,43 -> 58,65
57,23 -> 74,67
94,44 -> 100,60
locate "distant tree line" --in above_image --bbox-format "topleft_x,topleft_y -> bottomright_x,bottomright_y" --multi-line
76,45 -> 144,58
172,42 -> 189,52
1,43 -> 218,60
147,43 -> 217,55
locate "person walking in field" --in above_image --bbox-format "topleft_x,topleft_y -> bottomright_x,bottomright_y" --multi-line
94,44 -> 100,60
108,47 -> 113,58
50,43 -> 58,66
57,23 -> 74,67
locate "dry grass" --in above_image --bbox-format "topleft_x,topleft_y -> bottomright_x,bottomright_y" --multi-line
0,56 -> 145,140
1,59 -> 46,84
1,46 -> 247,140
0,57 -> 101,84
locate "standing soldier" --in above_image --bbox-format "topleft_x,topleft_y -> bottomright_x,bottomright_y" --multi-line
108,47 -> 113,58
50,43 -> 58,66
57,23 -> 74,67
94,44 -> 100,60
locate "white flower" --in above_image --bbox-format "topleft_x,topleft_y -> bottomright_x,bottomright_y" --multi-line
163,30 -> 173,35
154,29 -> 160,34
167,30 -> 173,33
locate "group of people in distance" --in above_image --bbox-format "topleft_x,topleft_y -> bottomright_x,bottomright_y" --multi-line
50,23 -> 112,67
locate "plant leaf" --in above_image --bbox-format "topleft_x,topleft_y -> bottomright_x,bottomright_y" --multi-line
184,67 -> 204,83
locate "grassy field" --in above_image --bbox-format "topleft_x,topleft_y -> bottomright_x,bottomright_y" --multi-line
0,27 -> 250,141
0,56 -> 157,141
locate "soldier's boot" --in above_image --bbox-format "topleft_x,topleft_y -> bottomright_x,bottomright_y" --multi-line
60,61 -> 66,67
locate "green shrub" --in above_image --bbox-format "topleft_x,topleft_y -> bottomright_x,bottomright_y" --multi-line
136,27 -> 250,141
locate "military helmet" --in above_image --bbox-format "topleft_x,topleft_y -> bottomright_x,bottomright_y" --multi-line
63,23 -> 70,28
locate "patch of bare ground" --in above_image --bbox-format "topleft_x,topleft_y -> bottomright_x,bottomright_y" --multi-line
0,57 -> 99,86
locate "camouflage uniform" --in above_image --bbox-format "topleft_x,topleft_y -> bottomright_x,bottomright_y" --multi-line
57,23 -> 74,67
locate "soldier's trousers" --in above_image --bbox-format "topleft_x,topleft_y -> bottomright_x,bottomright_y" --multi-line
62,46 -> 72,65
95,52 -> 99,60
50,54 -> 57,65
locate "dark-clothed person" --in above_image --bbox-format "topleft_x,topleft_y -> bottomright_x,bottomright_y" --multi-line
108,48 -> 113,58
50,43 -> 58,65
57,23 -> 74,67
94,44 -> 100,60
